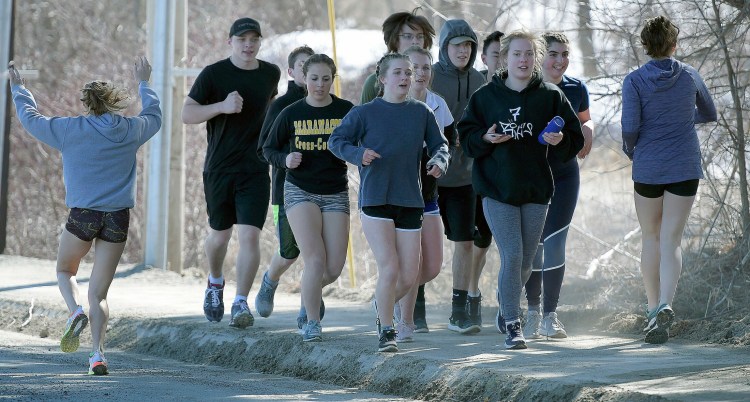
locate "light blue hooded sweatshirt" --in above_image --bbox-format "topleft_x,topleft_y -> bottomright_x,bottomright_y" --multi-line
12,81 -> 162,211
621,58 -> 716,184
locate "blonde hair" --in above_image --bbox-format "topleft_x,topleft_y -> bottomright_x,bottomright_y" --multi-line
375,52 -> 411,97
80,81 -> 130,116
498,29 -> 545,76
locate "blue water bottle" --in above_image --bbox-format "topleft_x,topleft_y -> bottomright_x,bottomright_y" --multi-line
537,116 -> 564,144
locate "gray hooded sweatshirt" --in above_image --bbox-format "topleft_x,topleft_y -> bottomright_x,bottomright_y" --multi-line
431,19 -> 486,187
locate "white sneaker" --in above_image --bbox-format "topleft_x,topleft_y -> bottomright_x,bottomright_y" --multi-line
396,321 -> 415,343
523,310 -> 542,339
539,312 -> 567,338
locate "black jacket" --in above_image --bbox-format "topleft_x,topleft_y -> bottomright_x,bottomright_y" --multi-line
458,72 -> 584,206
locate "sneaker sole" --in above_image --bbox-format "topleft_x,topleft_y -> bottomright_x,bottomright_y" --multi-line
448,323 -> 481,335
396,337 -> 414,343
229,312 -> 254,329
302,335 -> 322,342
414,327 -> 429,334
505,341 -> 528,350
645,308 -> 674,344
378,344 -> 398,353
60,314 -> 88,353
539,331 -> 567,339
88,363 -> 108,376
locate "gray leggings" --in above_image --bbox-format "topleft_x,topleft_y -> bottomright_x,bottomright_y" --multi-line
483,197 -> 548,322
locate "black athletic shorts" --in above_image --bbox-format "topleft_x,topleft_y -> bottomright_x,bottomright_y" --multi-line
203,171 -> 270,230
634,179 -> 699,198
273,204 -> 300,260
437,184 -> 477,242
65,208 -> 130,243
474,194 -> 492,249
361,205 -> 424,231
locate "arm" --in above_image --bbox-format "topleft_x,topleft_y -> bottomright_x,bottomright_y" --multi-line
133,57 -> 162,145
8,63 -> 67,150
621,76 -> 640,160
457,93 -> 496,159
257,100 -> 283,163
691,70 -> 717,124
261,110 -> 293,170
424,113 -> 450,177
181,93 -> 241,124
577,108 -> 594,159
550,93 -> 584,163
328,108 -> 367,167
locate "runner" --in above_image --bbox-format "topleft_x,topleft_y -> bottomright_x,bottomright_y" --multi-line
8,57 -> 161,374
329,53 -> 449,352
181,17 -> 281,329
262,54 -> 354,342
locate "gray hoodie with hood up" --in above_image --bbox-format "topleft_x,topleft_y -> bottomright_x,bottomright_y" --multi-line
431,19 -> 485,187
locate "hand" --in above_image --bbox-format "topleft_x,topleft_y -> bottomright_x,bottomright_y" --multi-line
483,124 -> 510,144
543,131 -> 564,146
361,149 -> 381,166
286,152 -> 302,169
134,56 -> 152,82
577,126 -> 593,159
426,164 -> 442,178
220,91 -> 243,114
7,61 -> 24,86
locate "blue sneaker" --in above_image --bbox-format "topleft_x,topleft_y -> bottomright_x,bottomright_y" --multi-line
302,320 -> 322,342
255,272 -> 278,318
297,298 -> 326,333
505,320 -> 527,350
61,305 -> 88,353
229,299 -> 254,329
203,281 -> 224,322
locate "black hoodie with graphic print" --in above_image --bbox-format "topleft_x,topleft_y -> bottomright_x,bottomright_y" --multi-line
431,19 -> 486,188
457,72 -> 584,207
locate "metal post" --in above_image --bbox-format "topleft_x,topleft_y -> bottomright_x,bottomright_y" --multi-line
0,0 -> 15,254
167,0 -> 186,272
144,0 -> 174,269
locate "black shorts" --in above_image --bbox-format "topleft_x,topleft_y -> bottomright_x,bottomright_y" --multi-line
203,171 -> 270,230
437,185 -> 477,242
65,208 -> 130,243
361,205 -> 424,231
273,204 -> 299,260
634,179 -> 699,198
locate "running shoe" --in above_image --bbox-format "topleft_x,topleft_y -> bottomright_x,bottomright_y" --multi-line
496,309 -> 506,334
378,326 -> 398,352
88,351 -> 108,375
396,321 -> 416,343
448,310 -> 480,334
229,299 -> 254,329
467,294 -> 483,329
643,306 -> 658,332
539,312 -> 567,338
302,320 -> 322,342
255,272 -> 278,318
505,320 -> 528,350
645,304 -> 674,344
203,280 -> 224,322
414,299 -> 429,333
523,310 -> 542,339
60,305 -> 88,353
296,298 -> 326,333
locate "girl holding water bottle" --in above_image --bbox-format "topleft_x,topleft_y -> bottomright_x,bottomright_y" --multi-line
457,29 -> 583,350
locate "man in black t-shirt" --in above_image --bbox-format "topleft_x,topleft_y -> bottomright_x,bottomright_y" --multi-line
182,17 -> 281,329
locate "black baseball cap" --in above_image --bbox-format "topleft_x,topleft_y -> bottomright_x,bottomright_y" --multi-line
229,17 -> 262,38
